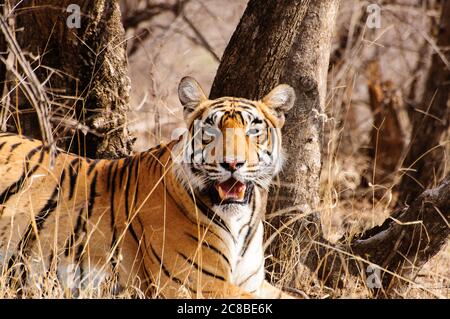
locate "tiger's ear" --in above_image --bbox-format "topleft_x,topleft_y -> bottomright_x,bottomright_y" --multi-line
178,76 -> 207,118
262,84 -> 295,123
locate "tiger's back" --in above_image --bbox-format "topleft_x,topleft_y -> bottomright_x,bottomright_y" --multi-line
0,133 -> 249,297
0,133 -> 144,294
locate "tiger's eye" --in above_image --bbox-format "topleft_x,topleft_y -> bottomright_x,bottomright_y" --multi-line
203,127 -> 219,142
247,128 -> 261,136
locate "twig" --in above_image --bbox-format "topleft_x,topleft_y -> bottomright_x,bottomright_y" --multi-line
181,13 -> 220,62
0,13 -> 56,165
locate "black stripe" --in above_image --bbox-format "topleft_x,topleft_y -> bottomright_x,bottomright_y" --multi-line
196,198 -> 233,238
164,173 -> 228,247
153,145 -> 167,162
164,170 -> 230,245
0,141 -> 7,151
134,216 -> 155,286
122,158 -> 144,248
232,111 -> 245,125
185,233 -> 231,269
106,161 -> 116,192
238,263 -> 263,287
0,146 -> 44,205
204,117 -> 215,126
210,101 -> 256,112
251,118 -> 263,125
240,197 -> 259,257
70,170 -> 97,271
119,157 -> 131,184
124,158 -> 135,222
109,162 -> 119,230
87,172 -> 98,218
132,155 -> 141,208
149,245 -> 196,293
239,195 -> 256,237
146,150 -> 160,175
241,226 -> 258,258
178,252 -> 226,281
109,161 -> 119,269
8,168 -> 65,287
208,100 -> 228,108
163,179 -> 223,242
144,144 -> 163,166
76,242 -> 85,285
87,160 -> 99,176
9,142 -> 22,151
64,207 -> 84,257
127,219 -> 141,246
68,158 -> 81,200
231,98 -> 257,106
36,170 -> 65,231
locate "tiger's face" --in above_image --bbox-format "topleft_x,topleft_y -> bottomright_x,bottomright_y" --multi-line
173,77 -> 295,216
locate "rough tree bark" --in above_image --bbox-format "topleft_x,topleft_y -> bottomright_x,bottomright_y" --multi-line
397,0 -> 450,204
2,0 -> 133,158
265,0 -> 339,287
0,2 -> 11,130
211,0 -> 341,288
210,0 -> 309,99
0,4 -> 5,99
211,0 -> 450,296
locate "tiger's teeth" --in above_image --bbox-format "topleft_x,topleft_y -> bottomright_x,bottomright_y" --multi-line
236,189 -> 245,200
216,184 -> 246,201
218,187 -> 226,200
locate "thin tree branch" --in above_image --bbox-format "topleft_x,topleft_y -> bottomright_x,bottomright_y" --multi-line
0,13 -> 56,164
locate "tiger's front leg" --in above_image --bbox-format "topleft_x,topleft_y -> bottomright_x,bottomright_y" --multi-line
195,282 -> 257,299
196,281 -> 298,299
257,280 -> 300,299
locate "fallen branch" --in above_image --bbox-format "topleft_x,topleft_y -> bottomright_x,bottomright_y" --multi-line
290,173 -> 448,296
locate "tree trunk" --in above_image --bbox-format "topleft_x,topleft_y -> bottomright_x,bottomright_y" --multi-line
211,0 -> 340,288
209,0 -> 309,99
211,0 -> 450,296
2,0 -> 132,158
350,174 -> 450,292
0,4 -> 5,100
397,0 -> 450,204
265,0 -> 340,287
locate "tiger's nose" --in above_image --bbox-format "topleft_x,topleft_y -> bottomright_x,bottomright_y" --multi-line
220,160 -> 245,171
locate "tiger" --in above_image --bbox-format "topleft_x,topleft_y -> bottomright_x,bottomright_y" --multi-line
0,77 -> 296,298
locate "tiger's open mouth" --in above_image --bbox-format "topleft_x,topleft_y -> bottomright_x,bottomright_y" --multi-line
211,178 -> 253,205
216,178 -> 246,201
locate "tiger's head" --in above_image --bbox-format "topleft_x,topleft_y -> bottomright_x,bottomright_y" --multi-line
173,77 -> 295,217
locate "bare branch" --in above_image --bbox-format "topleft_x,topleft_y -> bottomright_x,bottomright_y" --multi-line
0,13 -> 56,164
181,13 -> 220,62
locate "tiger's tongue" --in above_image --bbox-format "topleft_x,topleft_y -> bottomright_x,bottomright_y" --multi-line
216,178 -> 246,201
